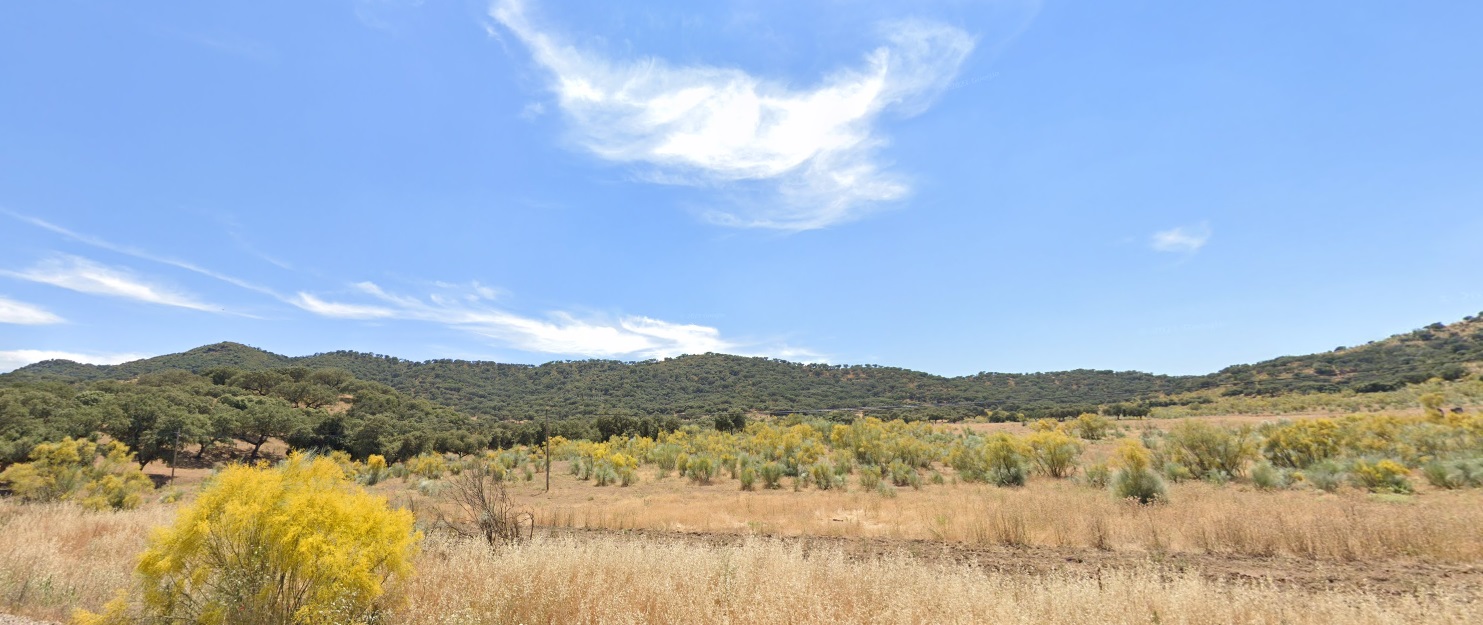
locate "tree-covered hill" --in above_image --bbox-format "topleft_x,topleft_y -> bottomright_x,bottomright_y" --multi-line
0,366 -> 482,467
1200,316 -> 1483,396
14,342 -> 293,381
6,314 -> 1481,420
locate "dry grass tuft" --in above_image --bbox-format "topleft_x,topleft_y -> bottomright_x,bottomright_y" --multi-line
398,533 -> 1478,625
0,502 -> 170,620
2,499 -> 1478,625
523,472 -> 1483,562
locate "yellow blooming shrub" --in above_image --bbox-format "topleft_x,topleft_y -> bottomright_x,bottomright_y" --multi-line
1112,439 -> 1154,473
0,437 -> 154,510
1350,458 -> 1413,493
1068,413 -> 1113,440
1110,439 -> 1165,504
406,452 -> 449,479
1260,418 -> 1341,468
75,454 -> 420,625
1025,430 -> 1083,478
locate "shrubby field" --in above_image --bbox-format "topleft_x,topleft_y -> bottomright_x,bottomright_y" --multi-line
1,317 -> 1480,623
1,402 -> 1481,623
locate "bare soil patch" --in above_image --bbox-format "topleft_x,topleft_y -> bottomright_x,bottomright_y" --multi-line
546,525 -> 1483,598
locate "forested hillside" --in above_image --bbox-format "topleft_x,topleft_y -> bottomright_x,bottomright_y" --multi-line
7,315 -> 1481,420
0,366 -> 482,466
6,346 -> 1193,419
1201,318 -> 1483,395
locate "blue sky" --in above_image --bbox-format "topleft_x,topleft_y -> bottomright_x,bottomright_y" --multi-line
2,1 -> 1481,376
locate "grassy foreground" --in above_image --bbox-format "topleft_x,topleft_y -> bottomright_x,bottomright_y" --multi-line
519,470 -> 1483,561
1,498 -> 1479,625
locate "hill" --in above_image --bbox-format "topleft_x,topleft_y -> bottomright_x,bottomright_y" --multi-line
5,315 -> 1481,420
13,342 -> 293,381
1200,317 -> 1483,395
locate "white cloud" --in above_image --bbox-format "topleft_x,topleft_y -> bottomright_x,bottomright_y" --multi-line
2,255 -> 221,312
290,292 -> 399,320
2,211 -> 284,299
0,296 -> 64,325
0,350 -> 149,374
1150,224 -> 1212,254
489,0 -> 975,230
291,280 -> 819,361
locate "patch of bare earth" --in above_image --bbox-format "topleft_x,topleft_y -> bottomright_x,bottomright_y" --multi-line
547,526 -> 1483,598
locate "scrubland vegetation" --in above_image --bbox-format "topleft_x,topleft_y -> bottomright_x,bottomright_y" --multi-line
0,316 -> 1480,623
2,493 -> 1479,625
0,404 -> 1477,623
545,407 -> 1483,500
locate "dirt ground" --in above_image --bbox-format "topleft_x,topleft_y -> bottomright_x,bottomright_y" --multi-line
545,526 -> 1483,598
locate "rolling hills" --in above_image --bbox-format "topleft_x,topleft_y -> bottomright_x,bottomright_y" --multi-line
5,314 -> 1481,420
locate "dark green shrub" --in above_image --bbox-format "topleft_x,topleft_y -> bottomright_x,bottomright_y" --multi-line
1112,468 -> 1166,504
760,462 -> 784,489
1082,462 -> 1111,489
1250,462 -> 1286,490
1303,460 -> 1346,493
739,464 -> 758,491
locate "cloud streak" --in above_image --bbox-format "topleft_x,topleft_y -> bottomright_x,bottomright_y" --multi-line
2,210 -> 286,300
0,296 -> 64,325
0,349 -> 149,374
3,255 -> 222,312
489,0 -> 975,230
1150,224 -> 1212,254
292,281 -> 819,361
1,212 -> 819,362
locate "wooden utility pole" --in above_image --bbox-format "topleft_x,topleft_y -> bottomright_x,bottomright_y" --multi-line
171,429 -> 180,481
544,409 -> 551,493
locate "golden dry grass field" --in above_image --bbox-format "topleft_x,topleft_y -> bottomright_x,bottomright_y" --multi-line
2,414 -> 1481,624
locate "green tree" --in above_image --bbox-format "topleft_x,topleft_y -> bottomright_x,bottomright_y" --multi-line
232,370 -> 290,396
102,393 -> 188,467
233,397 -> 303,461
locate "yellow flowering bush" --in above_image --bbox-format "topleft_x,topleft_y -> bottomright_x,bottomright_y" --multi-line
405,452 -> 449,479
74,454 -> 420,625
1350,458 -> 1413,493
1025,430 -> 1083,478
0,437 -> 154,510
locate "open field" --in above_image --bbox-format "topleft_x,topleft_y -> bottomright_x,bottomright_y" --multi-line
1,501 -> 1479,625
483,463 -> 1483,562
4,410 -> 1481,623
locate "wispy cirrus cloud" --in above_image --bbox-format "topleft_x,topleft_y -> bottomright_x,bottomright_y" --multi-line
1150,223 -> 1212,254
2,255 -> 222,313
2,210 -> 286,299
489,0 -> 975,231
0,349 -> 149,374
290,292 -> 398,320
292,280 -> 820,361
0,296 -> 64,325
2,212 -> 819,362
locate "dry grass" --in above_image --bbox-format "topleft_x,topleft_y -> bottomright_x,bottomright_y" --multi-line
0,502 -> 170,621
509,466 -> 1483,562
1,500 -> 1478,625
398,533 -> 1476,625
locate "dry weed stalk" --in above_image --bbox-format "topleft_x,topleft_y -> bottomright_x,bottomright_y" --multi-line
433,465 -> 534,547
